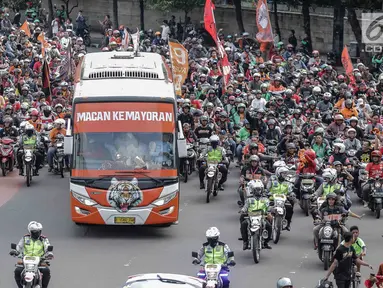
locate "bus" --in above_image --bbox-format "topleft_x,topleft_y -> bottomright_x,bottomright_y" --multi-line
64,51 -> 186,226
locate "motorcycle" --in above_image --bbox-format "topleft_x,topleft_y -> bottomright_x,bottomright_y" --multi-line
271,194 -> 289,244
299,173 -> 316,216
0,137 -> 15,176
192,251 -> 234,288
183,143 -> 196,183
357,162 -> 368,199
24,149 -> 35,187
52,135 -> 65,178
10,243 -> 53,288
244,209 -> 269,264
367,178 -> 383,219
316,213 -> 343,270
204,160 -> 222,203
196,138 -> 209,169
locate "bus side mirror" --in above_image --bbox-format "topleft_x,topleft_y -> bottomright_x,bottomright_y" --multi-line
64,118 -> 73,155
177,120 -> 187,158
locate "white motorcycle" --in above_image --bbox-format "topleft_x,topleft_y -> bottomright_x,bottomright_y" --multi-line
246,209 -> 269,264
10,243 -> 53,288
271,194 -> 288,244
205,160 -> 222,203
24,149 -> 35,187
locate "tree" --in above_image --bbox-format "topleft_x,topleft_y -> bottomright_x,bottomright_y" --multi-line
113,0 -> 119,29
301,0 -> 312,52
233,0 -> 245,33
61,0 -> 79,19
48,0 -> 54,37
148,0 -> 203,22
272,0 -> 281,41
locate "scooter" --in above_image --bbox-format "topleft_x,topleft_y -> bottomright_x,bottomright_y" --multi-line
0,137 -> 15,176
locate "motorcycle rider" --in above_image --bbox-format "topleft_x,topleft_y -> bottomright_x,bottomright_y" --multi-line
177,102 -> 195,130
193,227 -> 235,288
199,135 -> 228,190
363,150 -> 383,207
17,123 -> 42,176
0,117 -> 18,140
267,166 -> 295,231
344,128 -> 362,151
328,143 -> 350,166
312,193 -> 349,249
313,168 -> 342,198
10,221 -> 53,288
277,277 -> 293,288
240,179 -> 272,250
40,106 -> 55,124
194,115 -> 213,139
47,119 -> 67,172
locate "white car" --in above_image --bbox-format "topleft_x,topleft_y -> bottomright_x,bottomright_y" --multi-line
123,273 -> 205,288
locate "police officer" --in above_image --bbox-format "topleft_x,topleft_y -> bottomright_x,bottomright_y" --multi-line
199,135 -> 228,190
17,123 -> 43,176
10,221 -> 53,288
193,227 -> 235,288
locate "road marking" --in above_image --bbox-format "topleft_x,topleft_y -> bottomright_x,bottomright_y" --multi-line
0,171 -> 22,208
179,200 -> 190,212
124,257 -> 136,267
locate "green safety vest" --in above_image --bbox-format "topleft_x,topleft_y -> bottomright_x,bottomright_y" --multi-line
248,198 -> 268,213
323,183 -> 341,197
23,135 -> 37,149
341,238 -> 365,256
269,182 -> 290,195
204,244 -> 226,264
207,148 -> 222,162
23,236 -> 45,257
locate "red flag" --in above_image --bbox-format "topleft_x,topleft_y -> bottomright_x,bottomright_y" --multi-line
204,0 -> 218,45
42,60 -> 51,102
341,46 -> 355,83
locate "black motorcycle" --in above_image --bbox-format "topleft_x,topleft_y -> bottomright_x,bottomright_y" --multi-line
367,178 -> 383,219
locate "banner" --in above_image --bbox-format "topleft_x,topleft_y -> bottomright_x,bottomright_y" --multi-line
19,20 -> 31,37
122,27 -> 131,50
131,28 -> 140,53
341,45 -> 355,83
256,0 -> 273,50
168,39 -> 188,97
74,102 -> 175,133
204,0 -> 218,45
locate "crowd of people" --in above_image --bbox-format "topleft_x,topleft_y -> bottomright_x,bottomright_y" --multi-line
2,3 -> 383,287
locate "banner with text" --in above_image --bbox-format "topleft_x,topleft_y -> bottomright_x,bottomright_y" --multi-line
74,102 -> 175,133
168,39 -> 189,97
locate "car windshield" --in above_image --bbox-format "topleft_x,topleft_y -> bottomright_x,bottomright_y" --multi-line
73,132 -> 175,170
126,280 -> 202,288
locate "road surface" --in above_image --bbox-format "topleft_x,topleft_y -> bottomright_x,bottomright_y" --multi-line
0,166 -> 381,288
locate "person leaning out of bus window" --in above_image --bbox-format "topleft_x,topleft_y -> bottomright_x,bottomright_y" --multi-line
149,134 -> 173,166
47,118 -> 66,172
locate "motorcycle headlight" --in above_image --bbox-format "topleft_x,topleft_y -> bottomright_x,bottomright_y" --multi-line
375,182 -> 381,188
323,226 -> 332,238
207,272 -> 218,278
25,264 -> 35,270
275,200 -> 284,207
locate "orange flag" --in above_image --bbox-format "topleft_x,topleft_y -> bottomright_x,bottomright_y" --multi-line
341,46 -> 355,83
38,32 -> 46,57
168,39 -> 189,97
204,0 -> 218,45
256,0 -> 273,51
20,20 -> 31,38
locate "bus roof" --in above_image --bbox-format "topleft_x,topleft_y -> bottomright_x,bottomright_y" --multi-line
74,51 -> 176,100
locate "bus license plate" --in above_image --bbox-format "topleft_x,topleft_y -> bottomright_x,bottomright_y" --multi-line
114,217 -> 136,224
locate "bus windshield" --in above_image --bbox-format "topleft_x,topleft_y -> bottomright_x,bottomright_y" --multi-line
73,131 -> 175,170
72,101 -> 176,175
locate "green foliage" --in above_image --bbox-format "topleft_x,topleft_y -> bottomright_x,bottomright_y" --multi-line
148,0 -> 204,13
277,0 -> 382,9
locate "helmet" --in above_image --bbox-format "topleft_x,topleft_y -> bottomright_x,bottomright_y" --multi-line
249,155 -> 260,162
248,179 -> 264,197
334,114 -> 344,121
54,118 -> 66,128
200,115 -> 208,122
4,117 -> 13,125
276,166 -> 289,180
304,149 -> 316,160
322,168 -> 337,182
326,192 -> 337,200
333,161 -> 342,167
323,92 -> 331,99
333,143 -> 345,153
349,116 -> 358,123
273,160 -> 287,170
347,128 -> 356,135
249,143 -> 258,150
371,150 -> 382,158
20,121 -> 27,130
277,277 -> 293,288
30,109 -> 39,117
286,143 -> 296,150
206,227 -> 220,247
55,103 -> 63,110
313,86 -> 321,93
27,221 -> 43,240
209,135 -> 219,147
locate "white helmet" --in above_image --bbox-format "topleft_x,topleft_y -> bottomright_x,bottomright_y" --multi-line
248,179 -> 264,197
322,168 -> 337,182
333,143 -> 345,153
347,128 -> 356,135
20,121 -> 28,129
277,277 -> 293,288
25,123 -> 35,132
273,160 -> 287,170
209,135 -> 219,143
276,166 -> 289,179
27,221 -> 43,239
323,92 -> 331,99
54,118 -> 65,127
313,86 -> 321,93
206,227 -> 220,238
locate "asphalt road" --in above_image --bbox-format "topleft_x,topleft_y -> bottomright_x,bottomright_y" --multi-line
0,165 -> 382,288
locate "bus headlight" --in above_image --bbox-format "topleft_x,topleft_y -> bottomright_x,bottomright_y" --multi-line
71,191 -> 98,206
152,192 -> 177,206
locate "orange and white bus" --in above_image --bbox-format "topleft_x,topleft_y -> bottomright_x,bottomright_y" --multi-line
64,51 -> 186,226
